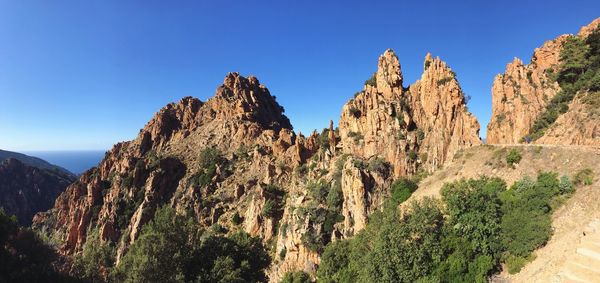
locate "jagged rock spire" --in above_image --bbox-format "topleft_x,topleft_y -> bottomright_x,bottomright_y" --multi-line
375,49 -> 403,96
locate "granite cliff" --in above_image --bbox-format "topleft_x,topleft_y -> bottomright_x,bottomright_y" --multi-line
487,18 -> 600,145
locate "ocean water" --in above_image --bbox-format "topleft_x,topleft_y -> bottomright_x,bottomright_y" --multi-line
23,150 -> 106,175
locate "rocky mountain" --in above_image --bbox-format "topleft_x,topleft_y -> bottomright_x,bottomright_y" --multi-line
33,49 -> 480,281
0,157 -> 76,225
335,50 -> 480,237
487,18 -> 600,145
340,51 -> 480,177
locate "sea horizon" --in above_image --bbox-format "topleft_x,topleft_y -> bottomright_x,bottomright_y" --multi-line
22,150 -> 106,175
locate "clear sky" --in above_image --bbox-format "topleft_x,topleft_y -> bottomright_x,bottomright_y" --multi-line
1,1 -> 599,151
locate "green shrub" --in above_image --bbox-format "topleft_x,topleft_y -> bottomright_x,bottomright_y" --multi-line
556,36 -> 589,85
334,154 -> 350,171
506,149 -> 522,166
347,131 -> 363,143
496,113 -> 506,123
390,178 -> 418,205
326,183 -> 343,211
348,107 -> 361,118
234,144 -> 251,160
264,183 -> 283,195
190,148 -> 225,189
352,159 -> 366,170
295,164 -> 308,176
424,60 -> 431,70
527,70 -> 534,84
574,168 -> 594,186
367,157 -> 388,175
316,128 -> 332,151
500,173 -> 562,259
307,182 -> 327,203
442,177 -> 506,257
73,229 -> 116,280
231,212 -> 242,225
362,199 -> 445,282
279,248 -> 287,260
198,148 -> 222,168
297,176 -> 345,255
407,150 -> 418,161
397,131 -> 406,140
558,175 -> 574,194
365,73 -> 377,87
121,173 -> 134,188
437,77 -> 453,86
210,223 -> 226,234
317,240 -> 355,283
281,271 -> 312,283
301,227 -> 325,252
262,199 -> 277,218
147,152 -> 161,170
416,129 -> 425,141
504,254 -> 532,274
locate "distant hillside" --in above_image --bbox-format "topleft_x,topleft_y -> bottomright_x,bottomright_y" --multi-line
0,158 -> 76,225
0,149 -> 76,178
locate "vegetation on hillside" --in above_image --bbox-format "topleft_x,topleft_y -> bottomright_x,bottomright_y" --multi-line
189,148 -> 226,189
506,148 -> 522,167
526,24 -> 600,141
281,271 -> 312,283
0,208 -> 78,282
317,172 -> 577,282
72,206 -> 271,283
298,179 -> 344,253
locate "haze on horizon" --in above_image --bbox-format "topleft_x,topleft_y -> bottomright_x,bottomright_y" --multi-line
1,0 -> 599,151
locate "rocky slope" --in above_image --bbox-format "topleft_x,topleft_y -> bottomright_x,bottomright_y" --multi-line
33,50 -> 481,281
536,96 -> 600,145
487,18 -> 600,145
0,158 -> 75,225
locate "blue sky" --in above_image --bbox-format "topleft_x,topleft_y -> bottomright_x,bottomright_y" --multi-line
1,1 -> 599,151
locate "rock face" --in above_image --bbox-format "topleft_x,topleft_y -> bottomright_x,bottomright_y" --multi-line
34,52 -> 481,281
486,37 -> 567,144
339,50 -> 480,177
0,158 -> 75,225
408,54 -> 482,170
335,49 -> 480,246
487,18 -> 600,145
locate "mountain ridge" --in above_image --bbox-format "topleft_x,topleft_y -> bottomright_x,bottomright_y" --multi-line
33,49 -> 481,281
0,149 -> 76,178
